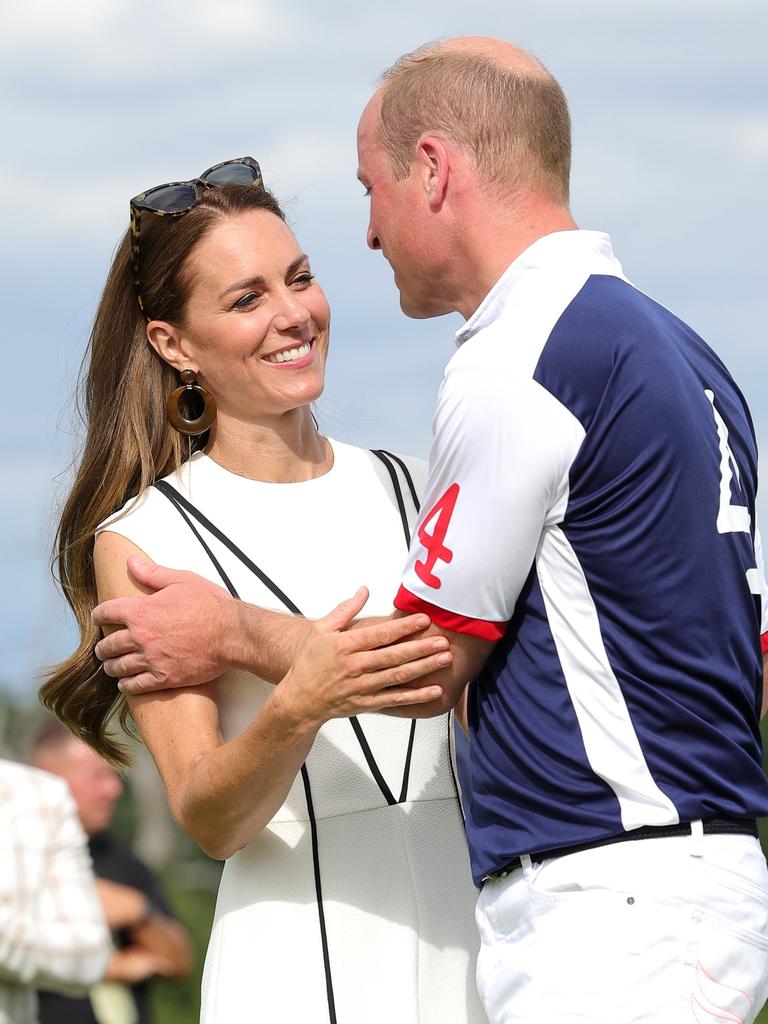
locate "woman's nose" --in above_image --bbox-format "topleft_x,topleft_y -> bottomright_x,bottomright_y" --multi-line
273,291 -> 312,332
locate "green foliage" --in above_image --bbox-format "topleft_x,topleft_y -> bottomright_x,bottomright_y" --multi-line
149,880 -> 218,1023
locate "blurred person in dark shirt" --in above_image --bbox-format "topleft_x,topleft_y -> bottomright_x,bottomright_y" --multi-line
29,723 -> 192,1024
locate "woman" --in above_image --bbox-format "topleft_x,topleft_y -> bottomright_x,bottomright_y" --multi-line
41,159 -> 484,1023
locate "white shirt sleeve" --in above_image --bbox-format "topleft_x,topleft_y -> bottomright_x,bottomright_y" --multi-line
0,769 -> 111,993
755,525 -> 768,640
395,351 -> 584,638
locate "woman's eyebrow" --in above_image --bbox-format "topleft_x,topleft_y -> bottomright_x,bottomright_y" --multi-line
219,256 -> 309,301
220,275 -> 264,300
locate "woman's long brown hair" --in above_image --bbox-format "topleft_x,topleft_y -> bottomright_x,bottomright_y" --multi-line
40,183 -> 286,766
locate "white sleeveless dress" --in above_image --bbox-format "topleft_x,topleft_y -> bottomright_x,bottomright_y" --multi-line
102,439 -> 484,1024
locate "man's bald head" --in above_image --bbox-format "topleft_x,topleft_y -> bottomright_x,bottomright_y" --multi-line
374,36 -> 571,204
439,34 -> 547,71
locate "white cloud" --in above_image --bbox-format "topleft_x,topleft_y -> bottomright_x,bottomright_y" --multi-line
1,0 -> 128,34
731,112 -> 768,160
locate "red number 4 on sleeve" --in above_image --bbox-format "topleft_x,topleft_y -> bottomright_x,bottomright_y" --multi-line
414,483 -> 460,589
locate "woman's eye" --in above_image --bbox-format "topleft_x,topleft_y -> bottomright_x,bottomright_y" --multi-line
362,186 -> 372,198
292,272 -> 315,288
233,292 -> 259,309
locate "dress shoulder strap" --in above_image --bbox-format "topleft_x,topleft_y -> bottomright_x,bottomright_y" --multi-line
153,479 -> 300,612
152,452 -> 421,1024
369,449 -> 420,548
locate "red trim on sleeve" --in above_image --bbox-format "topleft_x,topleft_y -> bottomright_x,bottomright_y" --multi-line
761,632 -> 768,655
394,585 -> 508,642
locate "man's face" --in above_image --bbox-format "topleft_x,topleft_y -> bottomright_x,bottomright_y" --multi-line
357,96 -> 442,319
56,742 -> 124,837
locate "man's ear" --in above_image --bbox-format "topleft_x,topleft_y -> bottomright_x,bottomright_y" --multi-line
416,134 -> 451,211
146,320 -> 196,374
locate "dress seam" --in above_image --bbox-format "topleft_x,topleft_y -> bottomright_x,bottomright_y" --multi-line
267,794 -> 461,829
397,805 -> 423,1024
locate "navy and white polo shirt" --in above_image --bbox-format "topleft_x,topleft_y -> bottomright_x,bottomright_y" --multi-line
394,230 -> 768,886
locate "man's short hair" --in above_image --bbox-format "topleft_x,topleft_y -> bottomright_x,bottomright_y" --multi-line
378,43 -> 571,204
28,719 -> 78,763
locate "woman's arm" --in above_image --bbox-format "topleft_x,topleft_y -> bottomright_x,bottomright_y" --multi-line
94,532 -> 449,860
95,532 -> 322,859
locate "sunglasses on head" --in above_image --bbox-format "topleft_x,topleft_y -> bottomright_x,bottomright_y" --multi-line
129,156 -> 263,315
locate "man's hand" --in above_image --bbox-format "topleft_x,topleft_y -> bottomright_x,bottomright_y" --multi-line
104,947 -> 177,984
93,556 -> 237,693
95,878 -> 193,980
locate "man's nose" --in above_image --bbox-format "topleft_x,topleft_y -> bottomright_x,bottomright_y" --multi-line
367,225 -> 381,250
106,773 -> 123,799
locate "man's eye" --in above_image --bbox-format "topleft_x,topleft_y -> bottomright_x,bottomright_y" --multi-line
362,186 -> 372,198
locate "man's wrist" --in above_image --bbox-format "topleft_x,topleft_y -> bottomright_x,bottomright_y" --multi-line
220,597 -> 249,672
134,894 -> 158,928
226,603 -> 312,681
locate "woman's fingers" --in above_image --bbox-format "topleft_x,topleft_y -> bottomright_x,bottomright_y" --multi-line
353,634 -> 450,673
317,587 -> 371,632
361,680 -> 445,710
367,648 -> 452,688
322,649 -> 451,716
345,613 -> 432,651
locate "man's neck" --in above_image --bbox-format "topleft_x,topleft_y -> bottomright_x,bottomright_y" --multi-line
452,196 -> 578,320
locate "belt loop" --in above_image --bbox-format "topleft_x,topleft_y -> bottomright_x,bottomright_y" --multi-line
690,819 -> 704,858
520,853 -> 534,879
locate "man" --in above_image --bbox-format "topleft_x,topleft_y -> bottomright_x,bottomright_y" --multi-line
1,757 -> 111,1024
29,724 -> 192,1024
92,37 -> 768,1023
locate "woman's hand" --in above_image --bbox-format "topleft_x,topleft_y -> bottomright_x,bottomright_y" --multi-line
271,587 -> 450,731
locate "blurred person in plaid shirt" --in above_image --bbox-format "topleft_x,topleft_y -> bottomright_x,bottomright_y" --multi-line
0,757 -> 111,1024
28,723 -> 192,1024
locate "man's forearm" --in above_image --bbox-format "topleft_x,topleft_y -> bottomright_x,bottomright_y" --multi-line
96,567 -> 446,697
228,603 -> 312,683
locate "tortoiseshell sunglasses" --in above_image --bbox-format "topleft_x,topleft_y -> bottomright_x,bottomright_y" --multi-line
129,156 -> 263,315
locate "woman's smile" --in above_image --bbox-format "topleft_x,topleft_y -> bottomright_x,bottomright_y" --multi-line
262,338 -> 314,366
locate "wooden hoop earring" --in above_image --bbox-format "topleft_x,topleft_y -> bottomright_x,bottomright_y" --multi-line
166,369 -> 217,435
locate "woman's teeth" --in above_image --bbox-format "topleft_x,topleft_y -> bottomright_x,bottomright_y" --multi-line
264,341 -> 311,364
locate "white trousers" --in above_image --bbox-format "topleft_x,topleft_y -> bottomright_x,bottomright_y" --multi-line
475,830 -> 768,1024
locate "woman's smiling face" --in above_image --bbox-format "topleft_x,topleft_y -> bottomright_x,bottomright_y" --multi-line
167,208 -> 330,424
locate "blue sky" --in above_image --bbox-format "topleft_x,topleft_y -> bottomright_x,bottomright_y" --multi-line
2,0 -> 766,702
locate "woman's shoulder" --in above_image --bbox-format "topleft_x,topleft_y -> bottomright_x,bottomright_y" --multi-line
96,455 -> 206,546
330,439 -> 428,498
98,489 -> 156,536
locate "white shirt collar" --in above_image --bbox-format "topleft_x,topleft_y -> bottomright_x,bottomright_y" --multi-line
455,230 -> 623,347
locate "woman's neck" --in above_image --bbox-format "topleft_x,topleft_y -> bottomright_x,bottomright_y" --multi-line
203,409 -> 331,483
